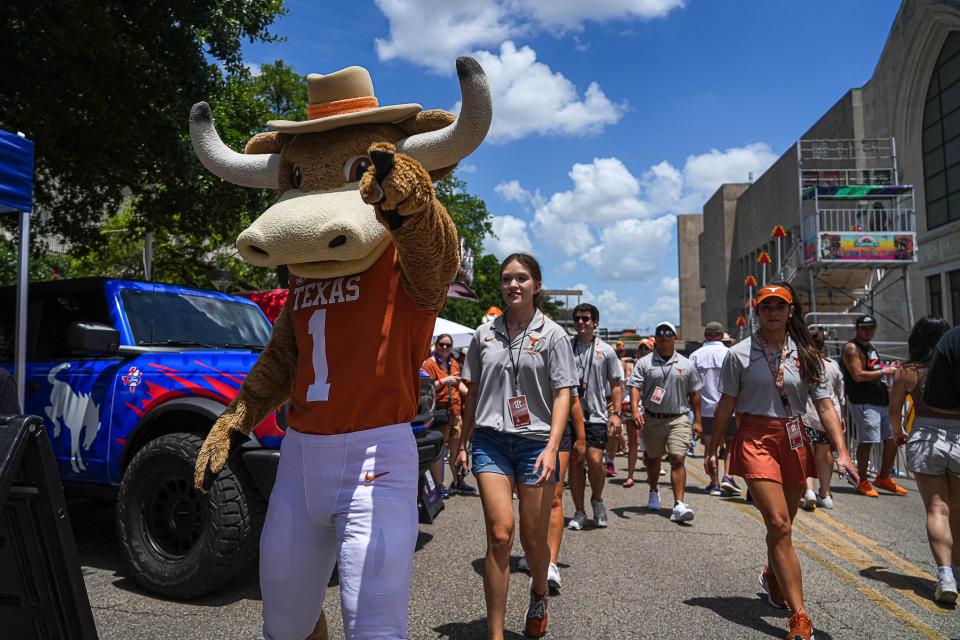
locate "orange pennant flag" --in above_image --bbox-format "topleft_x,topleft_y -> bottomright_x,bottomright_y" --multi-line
757,251 -> 772,264
736,315 -> 746,327
744,275 -> 758,287
771,225 -> 788,238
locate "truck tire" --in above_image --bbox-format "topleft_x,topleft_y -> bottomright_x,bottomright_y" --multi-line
116,432 -> 266,599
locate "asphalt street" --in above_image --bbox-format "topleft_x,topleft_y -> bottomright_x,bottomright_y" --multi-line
72,447 -> 960,639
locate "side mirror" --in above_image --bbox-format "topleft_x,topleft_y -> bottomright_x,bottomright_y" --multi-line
66,322 -> 120,354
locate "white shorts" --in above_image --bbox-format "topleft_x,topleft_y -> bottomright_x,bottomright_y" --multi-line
261,423 -> 419,640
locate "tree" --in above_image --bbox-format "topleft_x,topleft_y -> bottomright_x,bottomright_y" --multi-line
0,59 -> 307,291
0,1 -> 285,249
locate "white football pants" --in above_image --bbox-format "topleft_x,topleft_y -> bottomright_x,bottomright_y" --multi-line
260,423 -> 419,640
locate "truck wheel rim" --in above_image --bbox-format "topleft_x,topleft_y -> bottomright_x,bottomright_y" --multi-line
144,474 -> 205,559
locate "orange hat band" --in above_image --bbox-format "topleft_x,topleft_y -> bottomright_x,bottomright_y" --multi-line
755,285 -> 793,305
307,96 -> 379,120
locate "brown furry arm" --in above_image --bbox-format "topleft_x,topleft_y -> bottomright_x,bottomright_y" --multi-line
220,302 -> 297,430
360,143 -> 460,311
194,302 -> 297,489
390,196 -> 460,311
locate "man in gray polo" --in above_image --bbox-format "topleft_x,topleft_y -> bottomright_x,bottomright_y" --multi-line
627,321 -> 702,523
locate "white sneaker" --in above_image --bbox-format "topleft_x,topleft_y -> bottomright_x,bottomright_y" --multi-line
815,493 -> 834,509
517,555 -> 529,572
800,489 -> 817,511
659,468 -> 667,476
670,501 -> 695,523
591,499 -> 608,528
647,490 -> 661,511
547,562 -> 561,593
567,510 -> 588,530
935,567 -> 959,604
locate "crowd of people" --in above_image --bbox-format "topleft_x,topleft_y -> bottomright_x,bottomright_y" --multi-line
421,252 -> 960,640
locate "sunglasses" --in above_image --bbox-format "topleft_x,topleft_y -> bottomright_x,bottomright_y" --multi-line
655,330 -> 675,337
573,316 -> 593,323
437,343 -> 453,348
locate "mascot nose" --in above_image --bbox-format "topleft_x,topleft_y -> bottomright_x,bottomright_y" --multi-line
237,228 -> 273,261
328,235 -> 347,248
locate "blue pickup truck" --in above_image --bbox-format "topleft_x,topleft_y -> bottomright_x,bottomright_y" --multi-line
0,277 -> 441,599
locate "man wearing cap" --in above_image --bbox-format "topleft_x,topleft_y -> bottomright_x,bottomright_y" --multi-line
841,315 -> 905,497
627,322 -> 702,522
690,322 -> 741,497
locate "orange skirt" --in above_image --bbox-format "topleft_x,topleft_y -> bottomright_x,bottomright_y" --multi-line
728,414 -> 816,486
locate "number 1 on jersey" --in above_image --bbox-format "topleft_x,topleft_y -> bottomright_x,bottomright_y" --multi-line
307,309 -> 330,402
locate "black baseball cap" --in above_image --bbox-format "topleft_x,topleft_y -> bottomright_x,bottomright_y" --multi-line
855,315 -> 877,328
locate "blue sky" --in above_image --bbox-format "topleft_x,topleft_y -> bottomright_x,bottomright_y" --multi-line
242,0 -> 901,332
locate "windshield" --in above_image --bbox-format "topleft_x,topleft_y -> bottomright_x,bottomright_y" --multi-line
122,289 -> 272,348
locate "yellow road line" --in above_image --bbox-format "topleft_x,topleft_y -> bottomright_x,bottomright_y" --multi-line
729,501 -> 946,640
808,507 -> 935,586
793,511 -> 945,615
684,460 -> 948,635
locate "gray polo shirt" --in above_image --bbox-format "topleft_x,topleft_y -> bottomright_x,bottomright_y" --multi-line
719,333 -> 830,418
463,310 -> 578,441
626,350 -> 702,414
571,337 -> 623,424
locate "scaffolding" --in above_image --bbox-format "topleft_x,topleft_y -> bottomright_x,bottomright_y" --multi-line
794,137 -> 917,346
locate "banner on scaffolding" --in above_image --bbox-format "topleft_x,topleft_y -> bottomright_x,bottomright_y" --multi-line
815,231 -> 916,263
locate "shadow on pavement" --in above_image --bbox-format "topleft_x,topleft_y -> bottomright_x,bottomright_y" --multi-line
859,566 -> 950,609
684,595 -> 835,639
433,618 -> 526,639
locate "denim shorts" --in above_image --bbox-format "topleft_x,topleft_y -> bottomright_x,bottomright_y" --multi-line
848,403 -> 892,443
471,428 -> 558,486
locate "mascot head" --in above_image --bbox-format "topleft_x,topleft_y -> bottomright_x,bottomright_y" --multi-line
190,57 -> 491,279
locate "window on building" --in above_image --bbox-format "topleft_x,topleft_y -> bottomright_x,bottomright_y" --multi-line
950,268 -> 960,324
922,31 -> 960,230
928,274 -> 944,318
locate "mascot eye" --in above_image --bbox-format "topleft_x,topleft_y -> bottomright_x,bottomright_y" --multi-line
291,165 -> 302,189
344,156 -> 372,183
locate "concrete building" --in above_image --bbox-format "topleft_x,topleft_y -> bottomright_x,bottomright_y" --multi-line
676,213 -> 705,338
682,0 -> 960,352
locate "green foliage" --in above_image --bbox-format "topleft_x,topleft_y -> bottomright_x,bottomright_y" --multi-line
436,174 -> 493,257
0,0 -> 286,250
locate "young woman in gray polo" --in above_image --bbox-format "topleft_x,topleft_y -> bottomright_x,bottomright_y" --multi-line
457,253 -> 576,640
703,282 -> 858,640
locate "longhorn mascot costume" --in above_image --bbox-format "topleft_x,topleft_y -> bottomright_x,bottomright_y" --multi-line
191,57 -> 492,640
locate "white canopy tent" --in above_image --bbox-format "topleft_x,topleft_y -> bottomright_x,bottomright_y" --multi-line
432,317 -> 475,349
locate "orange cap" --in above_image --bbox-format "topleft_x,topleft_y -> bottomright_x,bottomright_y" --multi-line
755,284 -> 793,305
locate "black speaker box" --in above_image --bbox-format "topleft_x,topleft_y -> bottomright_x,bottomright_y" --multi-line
0,414 -> 98,638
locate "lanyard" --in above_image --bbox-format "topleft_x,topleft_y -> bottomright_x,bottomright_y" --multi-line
505,314 -> 530,396
755,333 -> 794,417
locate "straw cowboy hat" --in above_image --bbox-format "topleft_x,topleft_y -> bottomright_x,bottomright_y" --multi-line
267,66 -> 422,134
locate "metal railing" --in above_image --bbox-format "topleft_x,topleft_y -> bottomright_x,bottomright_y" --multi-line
807,208 -> 916,234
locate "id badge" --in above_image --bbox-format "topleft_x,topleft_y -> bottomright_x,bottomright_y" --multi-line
650,386 -> 666,405
786,416 -> 805,450
509,395 -> 532,427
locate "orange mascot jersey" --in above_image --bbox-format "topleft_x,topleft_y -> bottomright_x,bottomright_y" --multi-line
287,244 -> 437,434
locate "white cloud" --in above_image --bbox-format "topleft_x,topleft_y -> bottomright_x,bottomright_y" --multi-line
373,0 -> 683,70
469,42 -> 626,142
634,295 -> 679,334
659,275 -> 679,295
518,0 -> 685,31
495,179 -> 539,209
535,157 -> 649,225
457,163 -> 478,174
682,143 -> 778,198
484,215 -> 534,260
570,284 -> 677,331
580,215 -> 675,280
374,0 -> 515,72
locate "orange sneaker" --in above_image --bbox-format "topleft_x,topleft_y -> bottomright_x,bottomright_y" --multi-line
856,480 -> 879,497
524,589 -> 548,638
873,476 -> 908,495
786,610 -> 814,640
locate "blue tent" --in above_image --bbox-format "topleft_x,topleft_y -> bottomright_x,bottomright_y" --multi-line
0,129 -> 35,410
